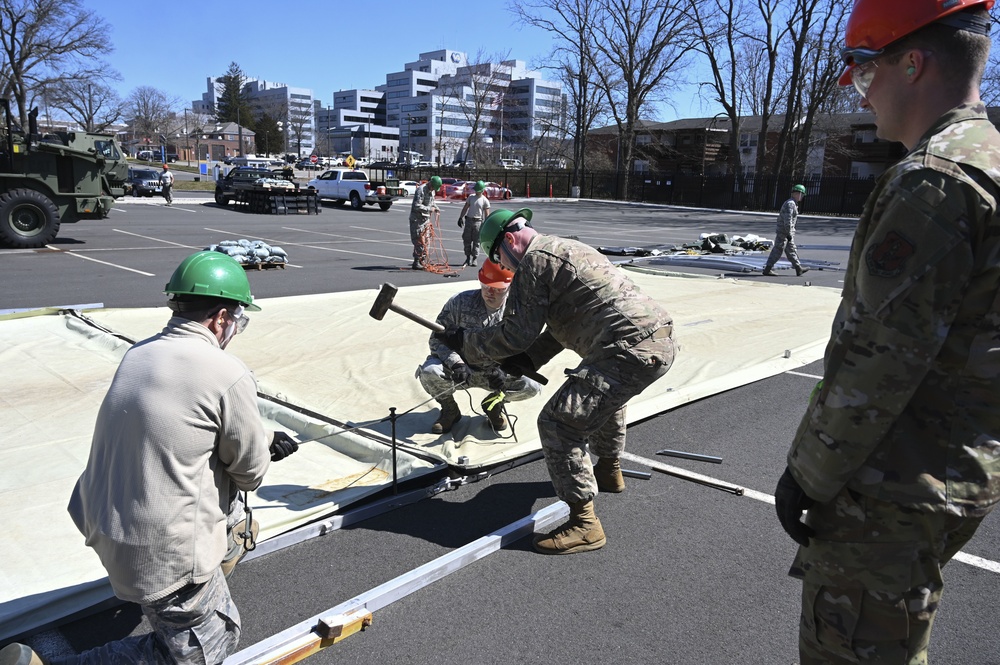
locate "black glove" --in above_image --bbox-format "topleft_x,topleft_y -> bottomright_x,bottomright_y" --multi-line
457,216 -> 465,228
450,362 -> 472,385
484,366 -> 507,390
434,326 -> 465,353
499,352 -> 536,378
269,431 -> 299,462
774,467 -> 816,547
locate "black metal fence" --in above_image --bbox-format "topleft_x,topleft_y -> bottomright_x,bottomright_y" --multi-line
394,168 -> 876,217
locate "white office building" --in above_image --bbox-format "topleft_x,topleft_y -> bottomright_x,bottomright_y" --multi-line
316,49 -> 565,166
194,77 -> 316,157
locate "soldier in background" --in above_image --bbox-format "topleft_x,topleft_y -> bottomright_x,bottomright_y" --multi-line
435,208 -> 675,555
774,1 -> 1000,662
457,180 -> 491,267
159,164 -> 174,206
416,259 -> 542,434
408,175 -> 442,270
762,184 -> 808,276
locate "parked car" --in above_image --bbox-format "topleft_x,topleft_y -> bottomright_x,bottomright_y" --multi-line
449,160 -> 477,170
398,180 -> 419,197
438,177 -> 464,199
481,181 -> 513,200
368,160 -> 397,169
126,167 -> 163,197
295,160 -> 322,170
498,158 -> 523,170
415,160 -> 435,168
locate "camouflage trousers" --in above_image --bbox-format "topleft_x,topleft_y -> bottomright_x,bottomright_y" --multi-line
410,218 -> 430,261
790,486 -> 989,664
51,568 -> 240,665
764,231 -> 802,271
416,358 -> 543,404
461,219 -> 482,260
536,332 -> 674,504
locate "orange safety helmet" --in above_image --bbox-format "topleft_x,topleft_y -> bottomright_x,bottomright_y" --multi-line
478,259 -> 513,287
838,0 -> 994,86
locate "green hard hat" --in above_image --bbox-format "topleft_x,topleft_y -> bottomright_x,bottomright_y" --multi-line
429,175 -> 442,190
792,184 -> 807,194
480,208 -> 533,262
474,180 -> 486,193
164,251 -> 261,311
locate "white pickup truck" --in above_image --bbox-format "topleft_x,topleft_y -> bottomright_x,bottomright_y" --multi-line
306,168 -> 402,211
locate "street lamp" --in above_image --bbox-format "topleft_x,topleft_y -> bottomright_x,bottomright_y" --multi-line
406,113 -> 413,167
183,109 -> 190,166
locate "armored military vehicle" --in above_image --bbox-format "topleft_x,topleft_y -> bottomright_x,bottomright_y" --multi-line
0,98 -> 127,248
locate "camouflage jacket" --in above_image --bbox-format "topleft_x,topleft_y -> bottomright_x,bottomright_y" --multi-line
776,198 -> 798,235
462,234 -> 672,366
409,183 -> 438,223
788,103 -> 1000,514
428,289 -> 503,371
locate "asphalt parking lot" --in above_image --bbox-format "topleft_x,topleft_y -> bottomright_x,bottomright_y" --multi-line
4,196 -> 998,664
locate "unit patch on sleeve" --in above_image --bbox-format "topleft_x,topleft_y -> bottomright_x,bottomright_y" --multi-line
865,230 -> 916,277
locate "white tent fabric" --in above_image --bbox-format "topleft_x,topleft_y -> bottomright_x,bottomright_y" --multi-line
0,269 -> 840,641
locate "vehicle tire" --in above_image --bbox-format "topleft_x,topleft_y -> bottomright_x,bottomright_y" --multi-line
0,188 -> 60,249
379,202 -> 391,211
215,190 -> 230,206
504,191 -> 512,200
350,192 -> 363,210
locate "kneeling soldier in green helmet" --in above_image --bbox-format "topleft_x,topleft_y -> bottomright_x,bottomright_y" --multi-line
2,252 -> 300,665
434,208 -> 676,554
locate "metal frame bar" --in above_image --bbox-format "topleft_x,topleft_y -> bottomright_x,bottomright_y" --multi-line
224,501 -> 570,664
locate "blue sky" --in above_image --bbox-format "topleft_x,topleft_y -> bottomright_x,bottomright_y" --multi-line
94,0 -> 705,122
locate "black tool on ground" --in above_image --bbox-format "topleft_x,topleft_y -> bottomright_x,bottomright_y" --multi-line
369,282 -> 548,385
656,448 -> 723,464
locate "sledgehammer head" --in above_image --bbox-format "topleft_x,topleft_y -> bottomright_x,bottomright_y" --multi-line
370,283 -> 398,321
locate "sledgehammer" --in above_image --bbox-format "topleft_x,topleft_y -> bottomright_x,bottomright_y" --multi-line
369,282 -> 547,385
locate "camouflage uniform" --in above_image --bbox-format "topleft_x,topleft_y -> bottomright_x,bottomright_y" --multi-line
786,103 -> 1000,664
417,289 -> 543,402
764,196 -> 803,272
462,235 -> 675,502
50,568 -> 240,664
408,183 -> 438,263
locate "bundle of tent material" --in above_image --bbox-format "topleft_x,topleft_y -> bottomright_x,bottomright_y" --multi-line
206,239 -> 288,265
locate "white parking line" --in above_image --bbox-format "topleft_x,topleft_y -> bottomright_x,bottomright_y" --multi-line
622,451 -> 1000,575
44,246 -> 155,276
114,229 -> 201,248
785,370 -> 823,380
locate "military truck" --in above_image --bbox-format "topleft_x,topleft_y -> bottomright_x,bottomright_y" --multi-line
0,98 -> 127,248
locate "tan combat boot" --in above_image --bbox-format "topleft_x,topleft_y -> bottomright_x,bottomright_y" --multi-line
532,500 -> 607,555
481,392 -> 508,431
0,643 -> 47,665
594,457 -> 625,493
431,396 -> 462,434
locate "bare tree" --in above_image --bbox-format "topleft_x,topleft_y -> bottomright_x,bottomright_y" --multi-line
785,0 -> 851,177
126,86 -> 179,151
286,104 -> 312,157
588,0 -> 695,195
0,0 -> 114,130
978,12 -> 1000,105
47,77 -> 125,133
512,0 -> 606,187
437,49 -> 513,164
